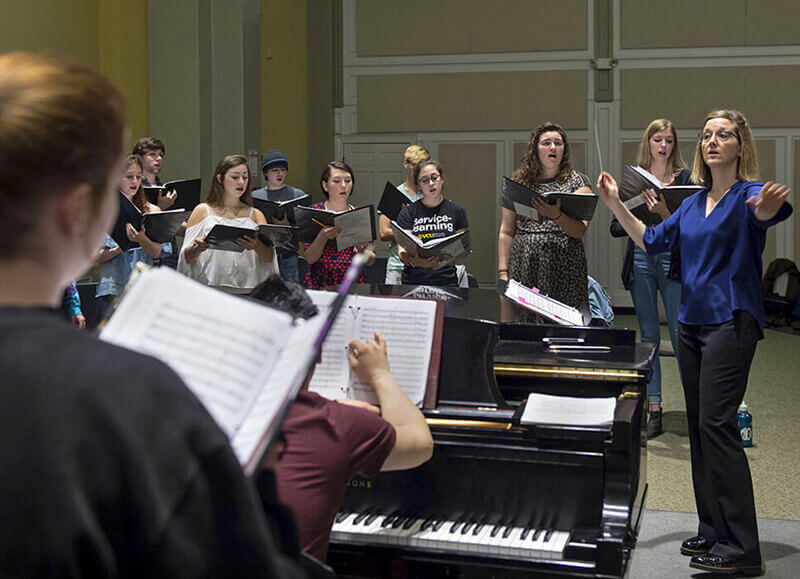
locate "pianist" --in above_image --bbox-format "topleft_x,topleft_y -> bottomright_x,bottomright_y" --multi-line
250,275 -> 434,562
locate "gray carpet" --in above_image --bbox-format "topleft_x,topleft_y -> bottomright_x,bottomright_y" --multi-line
630,510 -> 800,578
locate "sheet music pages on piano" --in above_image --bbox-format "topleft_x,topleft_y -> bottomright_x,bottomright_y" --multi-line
521,393 -> 616,427
306,291 -> 441,407
504,278 -> 585,326
99,267 -> 323,474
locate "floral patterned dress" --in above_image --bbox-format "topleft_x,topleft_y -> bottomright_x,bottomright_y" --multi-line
303,202 -> 367,290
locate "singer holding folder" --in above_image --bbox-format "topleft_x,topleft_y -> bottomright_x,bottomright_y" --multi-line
597,109 -> 792,576
178,155 -> 278,293
303,161 -> 375,290
610,119 -> 692,438
0,52 -> 305,577
498,122 -> 592,323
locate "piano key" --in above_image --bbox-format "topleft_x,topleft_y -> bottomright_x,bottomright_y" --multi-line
549,531 -> 571,560
431,520 -> 445,532
520,527 -> 531,541
352,510 -> 370,525
460,522 -> 473,535
364,512 -> 379,526
334,511 -> 349,524
449,521 -> 462,534
502,525 -> 513,539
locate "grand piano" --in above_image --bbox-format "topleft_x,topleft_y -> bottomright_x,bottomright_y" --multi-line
327,286 -> 655,578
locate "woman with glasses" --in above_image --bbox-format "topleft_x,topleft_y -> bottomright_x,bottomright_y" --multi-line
303,161 -> 375,289
498,122 -> 592,322
597,109 -> 792,576
611,119 -> 692,438
396,159 -> 468,287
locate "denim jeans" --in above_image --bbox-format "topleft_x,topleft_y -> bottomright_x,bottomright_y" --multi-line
630,246 -> 681,406
278,254 -> 299,282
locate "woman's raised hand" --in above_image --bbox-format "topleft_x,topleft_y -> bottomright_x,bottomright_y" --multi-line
596,172 -> 621,208
747,181 -> 790,221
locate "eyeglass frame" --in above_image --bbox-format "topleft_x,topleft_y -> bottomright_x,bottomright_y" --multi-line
418,173 -> 441,185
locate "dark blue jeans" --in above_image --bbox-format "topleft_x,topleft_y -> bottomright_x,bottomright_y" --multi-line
278,254 -> 299,282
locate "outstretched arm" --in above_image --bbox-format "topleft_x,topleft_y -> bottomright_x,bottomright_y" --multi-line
596,172 -> 646,250
348,332 -> 433,471
747,181 -> 790,221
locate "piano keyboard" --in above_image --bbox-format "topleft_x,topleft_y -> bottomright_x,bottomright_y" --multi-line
331,511 -> 571,560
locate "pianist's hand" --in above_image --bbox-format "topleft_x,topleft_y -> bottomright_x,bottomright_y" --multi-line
348,332 -> 391,384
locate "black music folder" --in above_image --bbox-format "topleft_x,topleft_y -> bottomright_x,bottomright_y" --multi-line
501,176 -> 599,222
204,224 -> 257,253
390,222 -> 471,269
376,181 -> 412,222
143,178 -> 202,209
142,209 -> 191,243
251,188 -> 310,222
109,192 -> 143,251
619,166 -> 702,225
256,224 -> 299,249
294,204 -> 377,251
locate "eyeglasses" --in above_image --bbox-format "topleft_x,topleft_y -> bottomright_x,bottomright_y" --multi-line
419,174 -> 441,185
698,130 -> 738,143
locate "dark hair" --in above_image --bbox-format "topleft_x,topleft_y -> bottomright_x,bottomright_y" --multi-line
249,275 -> 318,319
513,122 -> 573,186
0,52 -> 125,257
205,155 -> 252,209
413,159 -> 445,188
121,155 -> 148,213
319,161 -> 355,198
132,137 -> 165,157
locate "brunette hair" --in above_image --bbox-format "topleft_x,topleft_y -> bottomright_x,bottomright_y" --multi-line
413,159 -> 445,188
132,137 -> 165,157
122,155 -> 148,213
513,122 -> 573,187
319,161 -> 355,198
205,155 -> 252,208
691,109 -> 759,188
0,52 -> 125,257
637,119 -> 687,173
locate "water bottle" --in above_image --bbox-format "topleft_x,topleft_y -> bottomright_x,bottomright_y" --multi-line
737,402 -> 753,447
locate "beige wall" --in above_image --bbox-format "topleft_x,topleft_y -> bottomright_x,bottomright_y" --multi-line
620,0 -> 800,48
356,0 -> 587,56
357,70 -> 588,134
0,0 -> 149,143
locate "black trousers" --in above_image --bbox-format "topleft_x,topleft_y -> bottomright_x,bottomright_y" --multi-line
678,311 -> 761,563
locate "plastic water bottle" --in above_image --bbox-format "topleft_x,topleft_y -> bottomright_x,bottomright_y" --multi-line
737,402 -> 753,447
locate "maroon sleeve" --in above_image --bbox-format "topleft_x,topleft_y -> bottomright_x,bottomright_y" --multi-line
333,403 -> 396,478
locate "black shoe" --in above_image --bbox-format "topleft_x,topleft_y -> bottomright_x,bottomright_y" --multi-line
689,553 -> 763,575
647,408 -> 663,439
680,535 -> 715,556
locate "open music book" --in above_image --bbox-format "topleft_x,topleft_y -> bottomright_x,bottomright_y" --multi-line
98,266 -> 335,475
520,393 -> 616,428
502,177 -> 599,222
390,222 -> 471,269
143,178 -> 202,209
377,181 -> 413,222
142,208 -> 191,243
619,165 -> 702,225
295,204 -> 377,251
256,223 -> 298,249
305,290 -> 444,409
504,278 -> 589,326
204,224 -> 257,252
251,188 -> 310,222
109,193 -> 143,251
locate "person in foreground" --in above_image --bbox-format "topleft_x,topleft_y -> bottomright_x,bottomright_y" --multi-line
250,275 -> 434,562
596,109 -> 792,576
0,52 -> 305,577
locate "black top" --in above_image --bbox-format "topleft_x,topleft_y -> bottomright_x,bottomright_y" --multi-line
610,168 -> 692,289
0,307 -> 304,578
397,198 -> 468,287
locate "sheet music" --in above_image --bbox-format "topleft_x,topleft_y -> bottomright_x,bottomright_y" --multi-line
306,292 -> 437,407
334,206 -> 374,250
100,268 -> 294,438
504,279 -> 585,326
521,393 -> 616,427
623,193 -> 646,211
513,201 -> 539,221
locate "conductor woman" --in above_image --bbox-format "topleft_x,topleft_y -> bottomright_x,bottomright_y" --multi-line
596,109 -> 792,576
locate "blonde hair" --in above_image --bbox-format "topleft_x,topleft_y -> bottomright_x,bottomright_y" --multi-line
404,145 -> 430,165
637,119 -> 687,173
0,52 -> 125,257
691,109 -> 759,188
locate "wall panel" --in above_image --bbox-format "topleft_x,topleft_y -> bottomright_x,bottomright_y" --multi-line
357,71 -> 587,133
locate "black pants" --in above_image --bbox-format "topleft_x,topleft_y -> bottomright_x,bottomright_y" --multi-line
678,311 -> 761,563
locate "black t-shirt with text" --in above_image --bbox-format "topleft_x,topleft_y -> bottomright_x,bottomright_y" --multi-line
397,198 -> 468,286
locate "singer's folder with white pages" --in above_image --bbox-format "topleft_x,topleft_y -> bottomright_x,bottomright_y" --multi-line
504,278 -> 588,326
99,258 -> 365,475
